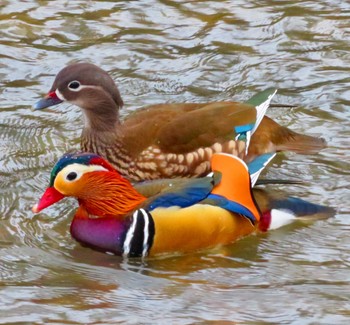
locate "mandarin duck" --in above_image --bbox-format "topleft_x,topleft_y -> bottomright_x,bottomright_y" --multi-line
33,63 -> 326,182
32,152 -> 334,258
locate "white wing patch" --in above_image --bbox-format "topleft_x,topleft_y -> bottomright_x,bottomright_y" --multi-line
251,89 -> 277,135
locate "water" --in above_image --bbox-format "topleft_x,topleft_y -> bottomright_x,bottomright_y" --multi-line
1,1 -> 349,323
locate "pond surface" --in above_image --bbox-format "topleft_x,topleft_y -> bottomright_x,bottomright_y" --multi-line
1,1 -> 350,324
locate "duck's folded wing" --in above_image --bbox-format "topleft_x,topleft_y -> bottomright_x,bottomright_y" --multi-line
156,102 -> 257,153
143,172 -> 221,210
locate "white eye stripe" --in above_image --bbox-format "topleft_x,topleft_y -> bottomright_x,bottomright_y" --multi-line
58,164 -> 109,183
75,85 -> 100,90
56,84 -> 101,99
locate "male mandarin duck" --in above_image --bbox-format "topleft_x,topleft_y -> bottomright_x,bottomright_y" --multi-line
32,152 -> 334,258
33,63 -> 326,181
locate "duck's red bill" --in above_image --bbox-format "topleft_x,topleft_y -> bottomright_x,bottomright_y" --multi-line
32,187 -> 65,213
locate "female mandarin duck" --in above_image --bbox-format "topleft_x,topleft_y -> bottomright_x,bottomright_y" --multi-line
33,63 -> 326,181
32,152 -> 334,258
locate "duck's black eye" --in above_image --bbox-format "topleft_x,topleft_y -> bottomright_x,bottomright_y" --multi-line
66,172 -> 78,181
68,80 -> 81,90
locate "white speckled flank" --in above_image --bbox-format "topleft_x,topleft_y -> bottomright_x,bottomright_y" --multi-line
204,147 -> 212,158
125,139 -> 241,179
186,153 -> 194,165
197,148 -> 204,159
83,134 -> 242,181
212,143 -> 222,152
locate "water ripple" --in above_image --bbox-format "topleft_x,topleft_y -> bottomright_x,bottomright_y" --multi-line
1,0 -> 350,323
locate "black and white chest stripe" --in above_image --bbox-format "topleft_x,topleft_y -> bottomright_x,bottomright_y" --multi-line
123,209 -> 155,258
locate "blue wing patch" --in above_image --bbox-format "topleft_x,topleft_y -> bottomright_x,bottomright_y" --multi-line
146,178 -> 214,211
206,193 -> 258,224
234,123 -> 254,141
234,123 -> 255,154
234,123 -> 255,134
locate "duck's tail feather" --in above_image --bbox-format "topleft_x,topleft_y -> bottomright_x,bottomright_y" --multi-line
274,128 -> 327,154
250,116 -> 326,156
258,196 -> 336,232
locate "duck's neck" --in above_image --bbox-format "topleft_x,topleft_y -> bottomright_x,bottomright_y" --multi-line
79,94 -> 127,154
82,104 -> 121,132
77,85 -> 123,132
74,173 -> 147,219
80,113 -> 137,181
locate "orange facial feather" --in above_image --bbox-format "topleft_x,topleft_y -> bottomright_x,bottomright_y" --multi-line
57,171 -> 146,218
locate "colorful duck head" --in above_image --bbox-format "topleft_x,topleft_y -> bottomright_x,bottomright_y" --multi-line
32,152 -> 146,218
